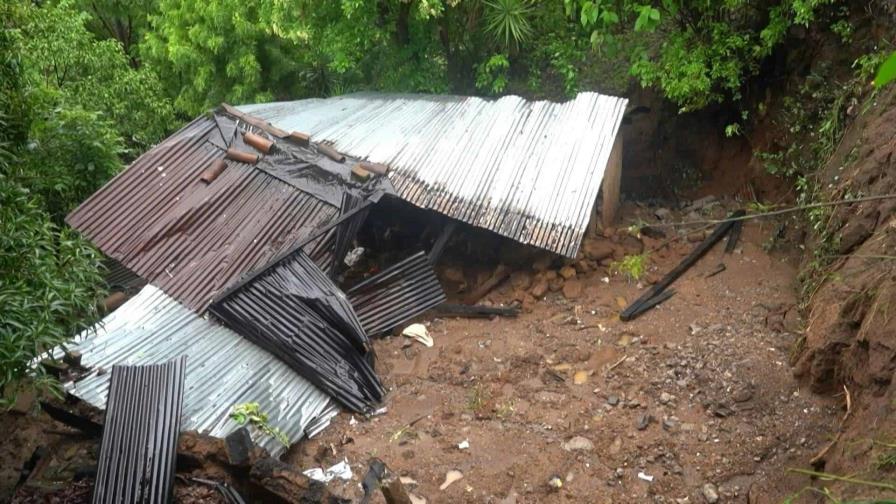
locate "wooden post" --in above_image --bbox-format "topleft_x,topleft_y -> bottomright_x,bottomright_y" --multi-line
601,135 -> 623,229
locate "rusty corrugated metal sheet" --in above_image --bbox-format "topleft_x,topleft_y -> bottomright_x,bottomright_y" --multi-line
238,92 -> 628,258
66,117 -> 339,311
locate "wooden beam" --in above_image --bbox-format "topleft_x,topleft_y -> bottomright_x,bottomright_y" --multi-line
601,135 -> 623,229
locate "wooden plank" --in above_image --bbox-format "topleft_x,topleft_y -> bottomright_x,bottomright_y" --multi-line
601,135 -> 623,229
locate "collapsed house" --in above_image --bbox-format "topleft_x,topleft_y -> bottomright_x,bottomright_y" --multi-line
58,92 -> 627,459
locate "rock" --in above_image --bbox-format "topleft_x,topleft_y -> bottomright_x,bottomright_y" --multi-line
687,195 -> 717,213
562,279 -> 583,300
702,483 -> 719,503
548,278 -> 564,292
607,395 -> 620,406
561,436 -> 594,452
583,239 -> 616,261
510,271 -> 533,291
659,392 -> 673,404
619,235 -> 644,255
731,386 -> 753,403
559,266 -> 577,280
687,231 -> 705,243
783,306 -> 801,333
530,279 -> 549,298
608,437 -> 623,454
636,413 -> 653,430
250,457 -> 337,503
654,208 -> 672,220
573,370 -> 588,384
544,270 -> 558,280
839,215 -> 876,254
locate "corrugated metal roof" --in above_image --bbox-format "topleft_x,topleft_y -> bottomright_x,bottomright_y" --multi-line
238,92 -> 628,257
57,285 -> 336,456
66,116 -> 339,311
93,358 -> 185,504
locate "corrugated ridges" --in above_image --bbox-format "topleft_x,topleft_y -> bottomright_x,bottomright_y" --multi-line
93,357 -> 185,504
66,116 -> 338,311
238,92 -> 628,257
56,285 -> 336,456
210,250 -> 384,413
347,251 -> 447,336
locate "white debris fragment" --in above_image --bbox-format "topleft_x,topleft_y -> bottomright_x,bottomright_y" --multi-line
439,470 -> 463,490
344,247 -> 365,267
401,323 -> 433,347
457,439 -> 470,450
303,459 -> 353,482
637,471 -> 654,482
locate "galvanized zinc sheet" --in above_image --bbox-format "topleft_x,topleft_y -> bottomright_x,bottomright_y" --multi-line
58,285 -> 336,456
238,92 -> 628,257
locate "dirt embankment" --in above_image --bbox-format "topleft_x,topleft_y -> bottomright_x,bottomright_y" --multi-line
792,84 -> 896,497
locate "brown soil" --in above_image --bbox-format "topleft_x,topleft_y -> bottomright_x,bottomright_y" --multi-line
285,207 -> 841,503
789,85 -> 896,500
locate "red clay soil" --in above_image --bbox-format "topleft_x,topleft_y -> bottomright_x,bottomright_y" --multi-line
285,206 -> 841,503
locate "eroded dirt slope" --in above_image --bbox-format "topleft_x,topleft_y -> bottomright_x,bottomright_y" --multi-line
290,212 -> 839,503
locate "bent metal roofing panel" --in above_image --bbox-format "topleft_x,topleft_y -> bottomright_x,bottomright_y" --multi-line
66,115 -> 340,311
238,92 -> 628,257
56,285 -> 337,457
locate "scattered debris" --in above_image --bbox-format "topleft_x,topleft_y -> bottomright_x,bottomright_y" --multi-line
620,210 -> 745,321
637,471 -> 654,482
457,440 -> 470,450
704,263 -> 726,278
401,324 -> 434,347
303,459 -> 353,483
439,470 -> 463,490
573,370 -> 588,384
547,475 -> 563,489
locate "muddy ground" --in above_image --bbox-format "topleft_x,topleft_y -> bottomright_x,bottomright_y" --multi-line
285,204 -> 841,503
1,201 -> 847,503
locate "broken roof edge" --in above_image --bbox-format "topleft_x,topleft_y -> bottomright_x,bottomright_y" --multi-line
237,91 -> 629,259
54,284 -> 337,456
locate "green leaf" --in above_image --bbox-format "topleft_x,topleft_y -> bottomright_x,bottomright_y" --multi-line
874,52 -> 896,88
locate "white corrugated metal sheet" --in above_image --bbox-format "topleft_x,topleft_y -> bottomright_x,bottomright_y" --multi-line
56,285 -> 337,456
238,92 -> 627,257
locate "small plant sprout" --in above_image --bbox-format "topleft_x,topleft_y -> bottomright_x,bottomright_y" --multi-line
229,402 -> 289,447
610,253 -> 650,282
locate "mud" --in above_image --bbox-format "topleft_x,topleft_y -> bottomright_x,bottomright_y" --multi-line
285,208 -> 840,503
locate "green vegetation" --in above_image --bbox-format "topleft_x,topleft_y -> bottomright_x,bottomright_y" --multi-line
229,402 -> 290,447
610,253 -> 650,282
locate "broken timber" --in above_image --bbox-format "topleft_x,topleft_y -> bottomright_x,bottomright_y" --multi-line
620,210 -> 745,321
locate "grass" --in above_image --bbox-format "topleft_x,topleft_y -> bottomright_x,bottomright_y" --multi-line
609,253 -> 650,282
467,383 -> 491,413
